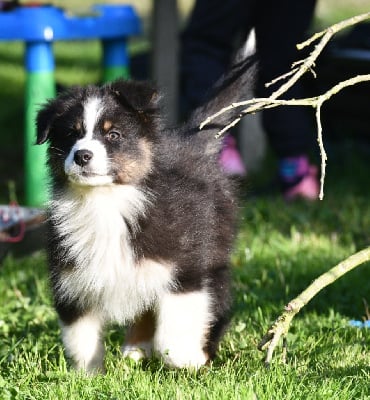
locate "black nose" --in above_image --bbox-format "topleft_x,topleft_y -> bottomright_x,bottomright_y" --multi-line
74,149 -> 93,166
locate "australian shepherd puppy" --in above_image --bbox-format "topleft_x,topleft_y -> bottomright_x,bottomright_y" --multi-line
36,57 -> 256,373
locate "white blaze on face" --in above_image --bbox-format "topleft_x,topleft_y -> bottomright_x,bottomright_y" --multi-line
64,97 -> 113,186
83,97 -> 103,140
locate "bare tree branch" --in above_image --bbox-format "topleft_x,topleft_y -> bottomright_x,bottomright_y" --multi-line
297,12 -> 370,50
200,12 -> 370,200
258,247 -> 370,367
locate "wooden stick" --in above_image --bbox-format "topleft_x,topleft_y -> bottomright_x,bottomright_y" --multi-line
258,247 -> 370,366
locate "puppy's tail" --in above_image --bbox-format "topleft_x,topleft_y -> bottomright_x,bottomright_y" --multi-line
185,54 -> 258,152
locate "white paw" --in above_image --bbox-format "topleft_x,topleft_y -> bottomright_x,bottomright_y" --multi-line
158,347 -> 208,369
121,342 -> 152,362
60,315 -> 105,374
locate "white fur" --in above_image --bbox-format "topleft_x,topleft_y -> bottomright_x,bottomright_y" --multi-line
122,342 -> 153,362
61,313 -> 105,372
154,291 -> 212,368
243,28 -> 256,57
83,97 -> 104,139
49,185 -> 173,324
64,138 -> 112,186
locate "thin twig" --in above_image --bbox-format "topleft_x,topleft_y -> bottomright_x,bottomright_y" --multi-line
297,12 -> 370,50
315,100 -> 326,200
312,74 -> 370,198
258,247 -> 370,366
265,68 -> 299,88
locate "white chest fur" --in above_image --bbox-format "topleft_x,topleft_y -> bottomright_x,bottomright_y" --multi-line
49,185 -> 173,323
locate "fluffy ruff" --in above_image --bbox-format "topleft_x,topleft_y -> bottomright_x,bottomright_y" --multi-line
36,56 -> 256,373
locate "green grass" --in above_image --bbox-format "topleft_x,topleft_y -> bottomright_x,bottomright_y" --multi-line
0,190 -> 369,399
0,10 -> 370,400
0,155 -> 369,399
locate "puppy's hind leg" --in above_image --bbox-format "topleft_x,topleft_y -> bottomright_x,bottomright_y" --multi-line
122,309 -> 156,362
153,291 -> 212,369
61,313 -> 105,374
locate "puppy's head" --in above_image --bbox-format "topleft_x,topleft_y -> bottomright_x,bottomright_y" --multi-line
36,80 -> 161,188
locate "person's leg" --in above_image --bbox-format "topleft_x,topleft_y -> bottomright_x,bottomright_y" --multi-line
180,0 -> 249,114
181,0 -> 254,176
255,0 -> 319,198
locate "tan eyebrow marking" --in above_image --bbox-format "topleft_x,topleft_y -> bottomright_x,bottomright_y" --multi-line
75,121 -> 82,131
103,120 -> 113,132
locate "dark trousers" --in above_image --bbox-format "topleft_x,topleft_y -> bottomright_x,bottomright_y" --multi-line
181,0 -> 317,158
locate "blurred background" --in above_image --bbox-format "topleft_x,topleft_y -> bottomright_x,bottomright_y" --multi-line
0,0 -> 369,204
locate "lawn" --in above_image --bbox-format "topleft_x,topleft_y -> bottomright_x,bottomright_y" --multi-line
1,172 -> 369,399
0,3 -> 370,400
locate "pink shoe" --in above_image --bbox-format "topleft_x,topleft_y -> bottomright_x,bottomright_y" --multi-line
219,135 -> 246,177
284,165 -> 320,201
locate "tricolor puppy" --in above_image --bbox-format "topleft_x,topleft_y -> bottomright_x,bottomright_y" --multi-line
36,57 -> 256,373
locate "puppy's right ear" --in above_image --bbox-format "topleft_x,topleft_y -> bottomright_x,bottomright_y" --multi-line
36,99 -> 59,145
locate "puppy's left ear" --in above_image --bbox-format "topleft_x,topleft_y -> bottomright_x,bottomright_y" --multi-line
110,79 -> 161,113
36,99 -> 59,145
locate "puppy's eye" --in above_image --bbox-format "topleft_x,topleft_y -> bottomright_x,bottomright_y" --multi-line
105,131 -> 121,142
